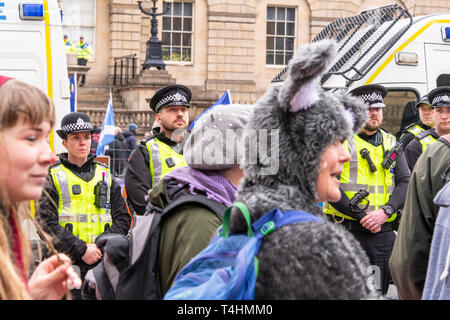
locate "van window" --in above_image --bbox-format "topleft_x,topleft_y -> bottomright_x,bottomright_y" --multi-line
383,89 -> 419,137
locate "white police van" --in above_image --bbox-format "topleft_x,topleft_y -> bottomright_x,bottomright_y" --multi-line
273,4 -> 450,135
0,0 -> 71,155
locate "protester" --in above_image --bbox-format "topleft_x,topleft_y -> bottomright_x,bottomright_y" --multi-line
390,132 -> 450,299
105,126 -> 127,176
228,40 -> 378,299
148,103 -> 254,296
90,126 -> 101,154
36,112 -> 131,299
123,123 -> 138,158
422,150 -> 450,300
0,76 -> 81,300
125,85 -> 191,214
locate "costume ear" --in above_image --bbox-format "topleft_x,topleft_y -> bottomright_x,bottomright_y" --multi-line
337,92 -> 369,133
278,39 -> 337,112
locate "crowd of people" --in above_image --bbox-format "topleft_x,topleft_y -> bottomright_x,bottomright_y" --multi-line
0,39 -> 449,300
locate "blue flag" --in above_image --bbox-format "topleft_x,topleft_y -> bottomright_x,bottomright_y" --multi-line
96,92 -> 115,156
189,90 -> 232,130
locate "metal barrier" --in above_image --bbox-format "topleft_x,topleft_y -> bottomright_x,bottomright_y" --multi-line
113,54 -> 138,86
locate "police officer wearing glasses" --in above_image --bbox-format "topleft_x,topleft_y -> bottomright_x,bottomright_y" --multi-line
322,84 -> 410,296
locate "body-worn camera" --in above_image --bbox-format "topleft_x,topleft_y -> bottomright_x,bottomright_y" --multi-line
360,148 -> 377,173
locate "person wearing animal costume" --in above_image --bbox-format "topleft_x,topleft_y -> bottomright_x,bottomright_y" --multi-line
229,39 -> 379,299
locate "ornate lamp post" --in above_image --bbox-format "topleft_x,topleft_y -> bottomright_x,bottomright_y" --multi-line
137,1 -> 169,70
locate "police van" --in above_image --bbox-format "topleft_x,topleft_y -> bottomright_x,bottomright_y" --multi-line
0,0 -> 71,155
273,4 -> 450,136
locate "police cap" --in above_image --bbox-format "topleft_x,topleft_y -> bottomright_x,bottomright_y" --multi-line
428,86 -> 450,108
57,112 -> 94,139
150,84 -> 191,113
348,84 -> 387,108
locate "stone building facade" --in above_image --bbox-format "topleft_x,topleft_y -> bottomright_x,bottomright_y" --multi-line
66,0 -> 450,135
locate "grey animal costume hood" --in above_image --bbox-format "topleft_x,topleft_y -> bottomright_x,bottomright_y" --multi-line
230,39 -> 378,299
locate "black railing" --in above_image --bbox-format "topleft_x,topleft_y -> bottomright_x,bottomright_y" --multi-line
113,54 -> 138,86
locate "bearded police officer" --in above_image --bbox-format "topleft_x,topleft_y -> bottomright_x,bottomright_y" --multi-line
37,112 -> 131,299
125,85 -> 191,215
323,84 -> 410,295
404,86 -> 450,171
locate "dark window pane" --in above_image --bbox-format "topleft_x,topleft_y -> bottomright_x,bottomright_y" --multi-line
266,36 -> 274,50
275,51 -> 284,65
277,22 -> 285,35
266,22 -> 275,35
183,17 -> 192,31
285,52 -> 293,64
266,51 -> 274,64
162,17 -> 171,30
286,22 -> 295,36
162,47 -> 170,61
172,32 -> 181,46
184,2 -> 192,16
276,7 -> 285,21
276,37 -> 284,50
163,2 -> 171,15
173,2 -> 182,16
287,8 -> 295,21
173,17 -> 182,31
267,7 -> 275,20
286,37 -> 294,50
182,33 -> 191,46
162,32 -> 170,45
182,48 -> 191,61
172,47 -> 181,61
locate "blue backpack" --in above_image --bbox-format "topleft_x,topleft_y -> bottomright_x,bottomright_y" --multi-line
164,202 -> 323,300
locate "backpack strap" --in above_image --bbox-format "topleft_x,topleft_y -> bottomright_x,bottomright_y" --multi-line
222,202 -> 253,238
162,194 -> 227,220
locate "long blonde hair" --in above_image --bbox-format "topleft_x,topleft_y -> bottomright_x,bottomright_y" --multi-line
0,79 -> 55,299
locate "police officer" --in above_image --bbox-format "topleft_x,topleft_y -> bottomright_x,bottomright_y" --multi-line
404,86 -> 450,171
37,112 -> 131,298
398,94 -> 434,145
125,85 -> 191,215
76,36 -> 92,87
63,34 -> 74,54
322,84 -> 410,295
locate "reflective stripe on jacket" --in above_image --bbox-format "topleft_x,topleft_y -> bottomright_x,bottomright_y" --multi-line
323,130 -> 397,221
146,137 -> 187,187
50,163 -> 112,243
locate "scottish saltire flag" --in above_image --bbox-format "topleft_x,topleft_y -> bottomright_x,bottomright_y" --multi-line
96,92 -> 115,156
189,90 -> 232,130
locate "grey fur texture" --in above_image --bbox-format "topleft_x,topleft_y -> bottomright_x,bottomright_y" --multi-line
230,40 -> 377,299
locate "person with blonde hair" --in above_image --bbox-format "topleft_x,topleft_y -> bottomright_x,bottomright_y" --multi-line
0,76 -> 81,300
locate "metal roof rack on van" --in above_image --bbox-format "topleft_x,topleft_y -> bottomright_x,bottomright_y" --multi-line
271,4 -> 413,85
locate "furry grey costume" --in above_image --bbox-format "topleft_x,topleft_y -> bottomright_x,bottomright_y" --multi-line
230,39 -> 378,299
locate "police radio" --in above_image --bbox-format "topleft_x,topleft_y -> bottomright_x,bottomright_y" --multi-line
94,172 -> 108,208
360,148 -> 377,173
382,134 -> 409,169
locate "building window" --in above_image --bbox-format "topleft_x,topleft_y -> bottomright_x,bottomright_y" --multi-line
162,2 -> 193,62
266,6 -> 295,66
60,0 -> 96,57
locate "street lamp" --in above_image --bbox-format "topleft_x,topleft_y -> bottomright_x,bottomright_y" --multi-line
137,0 -> 169,70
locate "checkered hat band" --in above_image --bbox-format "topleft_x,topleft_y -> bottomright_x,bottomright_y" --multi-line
62,118 -> 93,132
432,94 -> 450,106
357,92 -> 383,104
156,92 -> 188,110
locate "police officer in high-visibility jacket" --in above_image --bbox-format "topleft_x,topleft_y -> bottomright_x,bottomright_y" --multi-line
37,112 -> 131,299
76,36 -> 92,87
323,84 -> 410,296
63,34 -> 75,54
403,87 -> 450,171
125,85 -> 191,215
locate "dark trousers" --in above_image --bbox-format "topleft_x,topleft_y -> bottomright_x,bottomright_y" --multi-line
77,58 -> 87,85
350,230 -> 396,295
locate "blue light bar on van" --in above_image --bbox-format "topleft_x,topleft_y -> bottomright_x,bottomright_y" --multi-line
19,3 -> 44,20
441,27 -> 450,42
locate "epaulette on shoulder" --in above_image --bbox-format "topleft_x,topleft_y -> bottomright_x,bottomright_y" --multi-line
380,127 -> 394,137
416,129 -> 439,141
49,161 -> 62,169
402,122 -> 417,131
